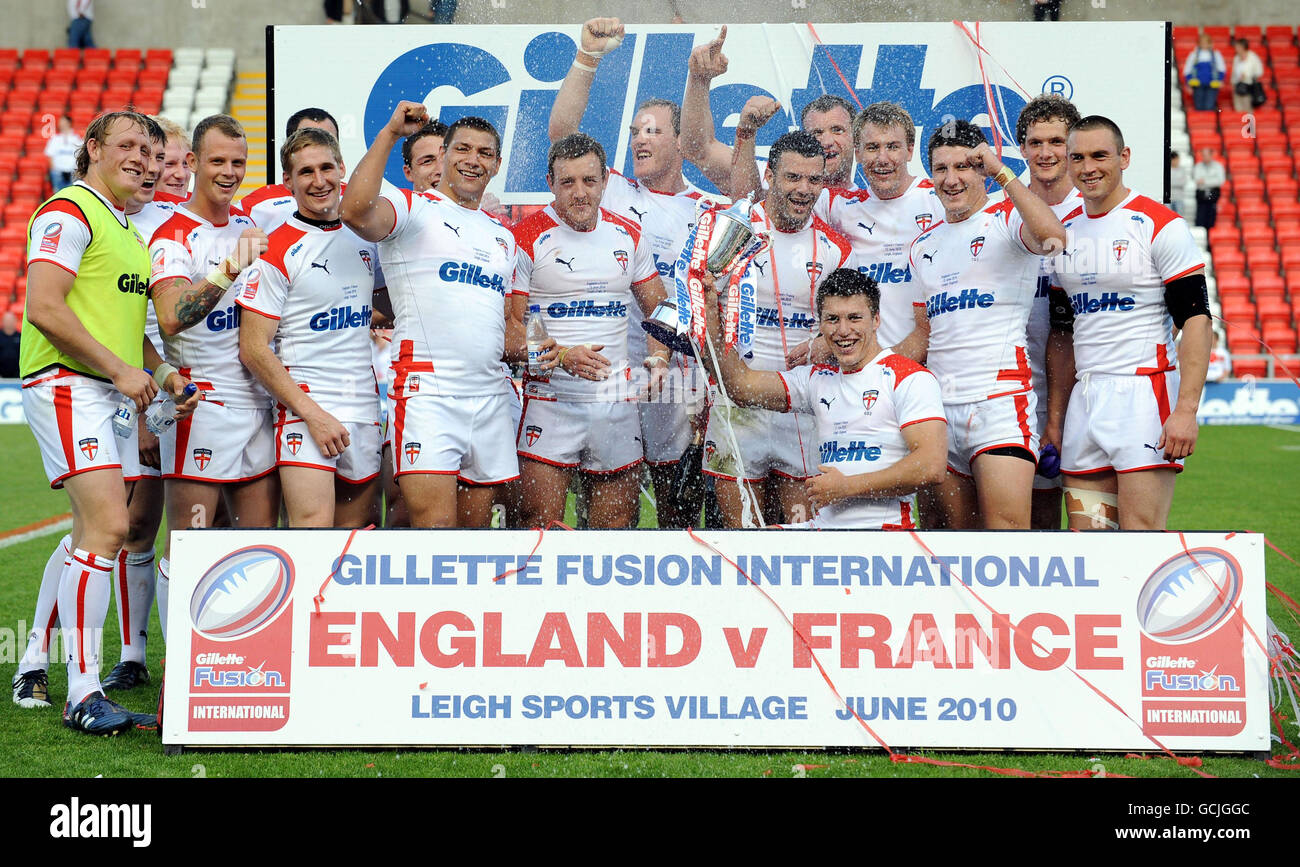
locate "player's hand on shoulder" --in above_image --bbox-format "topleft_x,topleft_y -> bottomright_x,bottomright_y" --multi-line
786,335 -> 830,368
233,227 -> 270,270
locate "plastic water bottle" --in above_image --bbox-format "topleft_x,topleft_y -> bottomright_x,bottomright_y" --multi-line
526,304 -> 550,380
111,395 -> 135,438
145,383 -> 199,435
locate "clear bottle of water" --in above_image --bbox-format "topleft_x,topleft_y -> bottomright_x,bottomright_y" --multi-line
111,395 -> 135,438
145,383 -> 199,435
526,304 -> 550,380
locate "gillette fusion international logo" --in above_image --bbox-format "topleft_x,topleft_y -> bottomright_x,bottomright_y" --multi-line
1135,548 -> 1241,644
190,546 -> 295,639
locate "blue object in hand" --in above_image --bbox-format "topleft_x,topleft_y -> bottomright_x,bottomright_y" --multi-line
1037,442 -> 1061,479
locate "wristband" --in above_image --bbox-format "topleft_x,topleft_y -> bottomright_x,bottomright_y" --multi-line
207,268 -> 233,290
646,355 -> 669,368
993,166 -> 1017,189
152,363 -> 178,389
573,57 -> 598,72
581,33 -> 623,59
557,346 -> 572,370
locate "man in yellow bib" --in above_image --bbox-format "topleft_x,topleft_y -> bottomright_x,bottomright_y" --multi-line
16,110 -> 198,735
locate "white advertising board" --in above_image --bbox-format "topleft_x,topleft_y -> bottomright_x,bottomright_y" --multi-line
268,21 -> 1169,203
164,529 -> 1268,751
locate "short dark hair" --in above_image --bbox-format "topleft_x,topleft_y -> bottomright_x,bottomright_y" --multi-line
767,130 -> 825,174
285,107 -> 339,137
192,114 -> 246,159
1015,94 -> 1082,147
926,118 -> 987,163
816,267 -> 880,317
800,94 -> 855,128
281,127 -> 342,174
634,98 -> 681,136
402,120 -> 448,167
853,101 -> 916,149
1069,115 -> 1125,153
443,116 -> 501,157
547,132 -> 608,179
75,109 -> 164,178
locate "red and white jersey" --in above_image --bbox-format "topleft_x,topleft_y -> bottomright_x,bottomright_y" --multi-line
1049,189 -> 1204,378
235,215 -> 383,423
600,169 -> 706,359
739,203 -> 856,372
513,205 -> 658,401
1026,188 -> 1084,400
780,350 -> 944,529
150,205 -> 268,408
378,187 -> 515,398
129,199 -> 179,355
909,200 -> 1039,404
815,177 -> 938,348
237,183 -> 295,235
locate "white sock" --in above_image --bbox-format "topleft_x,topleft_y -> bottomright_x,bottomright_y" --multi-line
17,534 -> 71,675
156,557 -> 170,643
115,550 -> 156,665
59,548 -> 115,707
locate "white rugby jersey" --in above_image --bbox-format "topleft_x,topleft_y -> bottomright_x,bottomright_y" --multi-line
237,183 -> 295,235
378,187 -> 515,399
129,199 -> 178,355
739,203 -> 856,373
512,205 -> 658,402
235,215 -> 383,423
815,177 -> 938,348
1026,189 -> 1083,402
149,205 -> 268,408
1049,190 -> 1203,378
909,200 -> 1040,404
780,351 -> 944,529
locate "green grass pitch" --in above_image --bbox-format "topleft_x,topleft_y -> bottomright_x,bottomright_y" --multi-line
0,421 -> 1297,778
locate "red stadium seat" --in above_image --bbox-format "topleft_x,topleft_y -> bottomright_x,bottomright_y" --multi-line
1274,201 -> 1300,223
1255,274 -> 1286,299
20,50 -> 49,69
1265,25 -> 1294,43
1232,357 -> 1270,377
114,48 -> 143,68
83,48 -> 111,66
1262,324 -> 1299,353
1257,299 -> 1291,325
1221,298 -> 1256,322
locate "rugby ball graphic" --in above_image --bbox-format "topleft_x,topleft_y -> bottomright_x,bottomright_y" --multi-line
190,546 -> 295,639
1136,548 -> 1242,643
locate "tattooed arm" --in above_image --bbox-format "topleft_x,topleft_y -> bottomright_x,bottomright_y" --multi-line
152,226 -> 269,335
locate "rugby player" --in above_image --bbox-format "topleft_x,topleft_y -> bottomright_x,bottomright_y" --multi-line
14,111 -> 197,732
1045,115 -> 1209,530
908,120 -> 1067,530
149,114 -> 275,633
403,120 -> 448,191
238,127 -> 385,528
238,107 -> 340,233
1014,94 -> 1083,530
703,131 -> 857,528
701,267 -> 947,528
513,133 -> 671,528
548,16 -> 710,528
342,102 -> 543,527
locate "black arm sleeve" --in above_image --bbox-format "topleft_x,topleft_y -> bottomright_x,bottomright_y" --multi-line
1048,286 -> 1074,333
1163,272 -> 1211,329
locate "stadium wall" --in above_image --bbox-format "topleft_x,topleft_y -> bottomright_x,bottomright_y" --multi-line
4,0 -> 1299,56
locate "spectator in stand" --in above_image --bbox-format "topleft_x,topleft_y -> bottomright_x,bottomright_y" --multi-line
1184,34 -> 1226,111
1168,151 -> 1189,216
67,0 -> 94,49
0,312 -> 20,378
1192,147 -> 1225,230
1206,332 -> 1232,382
1230,38 -> 1266,112
45,116 -> 81,194
1031,0 -> 1062,22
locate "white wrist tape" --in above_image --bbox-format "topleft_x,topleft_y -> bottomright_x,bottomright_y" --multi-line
582,32 -> 623,59
152,363 -> 178,389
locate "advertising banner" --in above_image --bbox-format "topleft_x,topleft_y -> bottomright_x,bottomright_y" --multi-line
163,529 -> 1268,751
1199,380 -> 1300,426
269,21 -> 1168,202
0,380 -> 23,424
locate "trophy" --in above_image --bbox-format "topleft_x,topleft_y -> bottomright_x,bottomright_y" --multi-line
642,195 -> 755,357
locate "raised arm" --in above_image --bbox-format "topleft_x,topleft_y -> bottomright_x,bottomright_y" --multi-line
969,142 -> 1067,255
548,18 -> 625,143
341,100 -> 430,242
681,26 -> 741,191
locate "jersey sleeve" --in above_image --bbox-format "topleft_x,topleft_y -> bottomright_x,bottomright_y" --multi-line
149,231 -> 196,285
234,257 -> 289,320
631,228 -> 658,285
778,365 -> 813,414
378,186 -> 414,242
511,243 -> 534,298
1151,217 -> 1204,283
813,187 -> 833,224
893,368 -> 945,428
27,204 -> 92,275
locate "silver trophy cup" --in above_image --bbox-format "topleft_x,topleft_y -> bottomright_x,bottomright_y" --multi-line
643,196 -> 754,357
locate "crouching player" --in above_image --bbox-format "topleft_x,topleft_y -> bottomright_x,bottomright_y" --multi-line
238,128 -> 385,526
701,268 -> 947,528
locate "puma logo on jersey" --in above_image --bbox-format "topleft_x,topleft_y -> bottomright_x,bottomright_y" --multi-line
311,259 -> 330,274
628,206 -> 647,221
857,221 -> 875,235
555,256 -> 575,271
921,253 -> 934,263
751,260 -> 767,276
443,222 -> 461,237
819,397 -> 835,409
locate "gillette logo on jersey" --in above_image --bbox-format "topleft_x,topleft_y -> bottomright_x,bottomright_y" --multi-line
438,260 -> 508,296
1069,291 -> 1136,315
205,304 -> 242,332
818,440 -> 883,464
1137,548 -> 1247,737
309,305 -> 373,332
860,261 -> 912,284
755,308 -> 816,329
546,300 -> 628,318
187,545 -> 296,732
926,288 -> 994,318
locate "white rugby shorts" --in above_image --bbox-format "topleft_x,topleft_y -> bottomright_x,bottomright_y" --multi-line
1061,370 -> 1185,476
517,395 -> 644,474
944,389 -> 1039,478
22,368 -> 140,487
161,400 -> 276,482
703,403 -> 817,482
277,419 -> 383,483
390,391 -> 519,485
